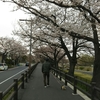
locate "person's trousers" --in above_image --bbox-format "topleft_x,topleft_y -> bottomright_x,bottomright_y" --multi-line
43,72 -> 50,86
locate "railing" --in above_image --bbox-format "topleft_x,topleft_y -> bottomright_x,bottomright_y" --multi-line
51,67 -> 100,100
0,63 -> 38,100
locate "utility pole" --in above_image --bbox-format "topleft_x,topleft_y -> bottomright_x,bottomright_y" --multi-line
19,18 -> 33,69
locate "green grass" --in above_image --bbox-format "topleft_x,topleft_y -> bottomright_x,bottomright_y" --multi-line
74,72 -> 92,82
3,88 -> 14,100
64,70 -> 92,95
74,72 -> 92,93
75,66 -> 93,71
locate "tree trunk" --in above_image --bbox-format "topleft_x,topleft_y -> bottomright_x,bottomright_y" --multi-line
59,36 -> 77,76
2,53 -> 6,63
68,59 -> 77,76
92,41 -> 100,99
91,18 -> 100,99
68,37 -> 78,76
92,52 -> 100,99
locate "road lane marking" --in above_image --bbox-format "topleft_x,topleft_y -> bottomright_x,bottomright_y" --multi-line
0,68 -> 28,85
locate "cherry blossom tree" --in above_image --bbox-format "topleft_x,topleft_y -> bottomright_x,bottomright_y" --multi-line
34,45 -> 66,68
2,0 -> 100,91
0,37 -> 28,64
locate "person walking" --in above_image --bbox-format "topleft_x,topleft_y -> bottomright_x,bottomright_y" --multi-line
42,58 -> 51,88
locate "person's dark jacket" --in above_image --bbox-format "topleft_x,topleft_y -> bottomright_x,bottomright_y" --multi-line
42,61 -> 51,73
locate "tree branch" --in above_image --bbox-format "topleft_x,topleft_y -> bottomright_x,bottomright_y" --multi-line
45,0 -> 100,23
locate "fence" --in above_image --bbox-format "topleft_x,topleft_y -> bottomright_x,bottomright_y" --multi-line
51,67 -> 100,100
0,63 -> 38,100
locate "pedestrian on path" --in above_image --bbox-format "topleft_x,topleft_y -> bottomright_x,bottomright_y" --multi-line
42,58 -> 51,88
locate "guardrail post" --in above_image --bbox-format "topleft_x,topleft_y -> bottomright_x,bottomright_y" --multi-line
21,73 -> 25,89
52,69 -> 54,74
73,76 -> 77,94
25,71 -> 28,82
28,68 -> 31,78
30,67 -> 32,76
59,70 -> 61,81
56,70 -> 58,77
52,69 -> 54,75
91,82 -> 96,100
14,79 -> 18,100
54,70 -> 55,76
65,73 -> 67,86
0,91 -> 3,100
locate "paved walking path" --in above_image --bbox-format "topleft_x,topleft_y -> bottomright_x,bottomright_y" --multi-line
19,63 -> 85,100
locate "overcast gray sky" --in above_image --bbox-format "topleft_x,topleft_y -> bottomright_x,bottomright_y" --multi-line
0,1 -> 28,37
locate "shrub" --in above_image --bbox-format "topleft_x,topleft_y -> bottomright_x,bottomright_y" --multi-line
79,66 -> 84,70
84,67 -> 92,71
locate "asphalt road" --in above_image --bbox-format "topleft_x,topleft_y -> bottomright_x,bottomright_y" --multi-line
0,66 -> 28,92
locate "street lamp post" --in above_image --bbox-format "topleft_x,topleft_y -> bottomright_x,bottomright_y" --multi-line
19,19 -> 33,69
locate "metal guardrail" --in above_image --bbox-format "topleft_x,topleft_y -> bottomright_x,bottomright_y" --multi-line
51,67 -> 100,100
0,63 -> 38,100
